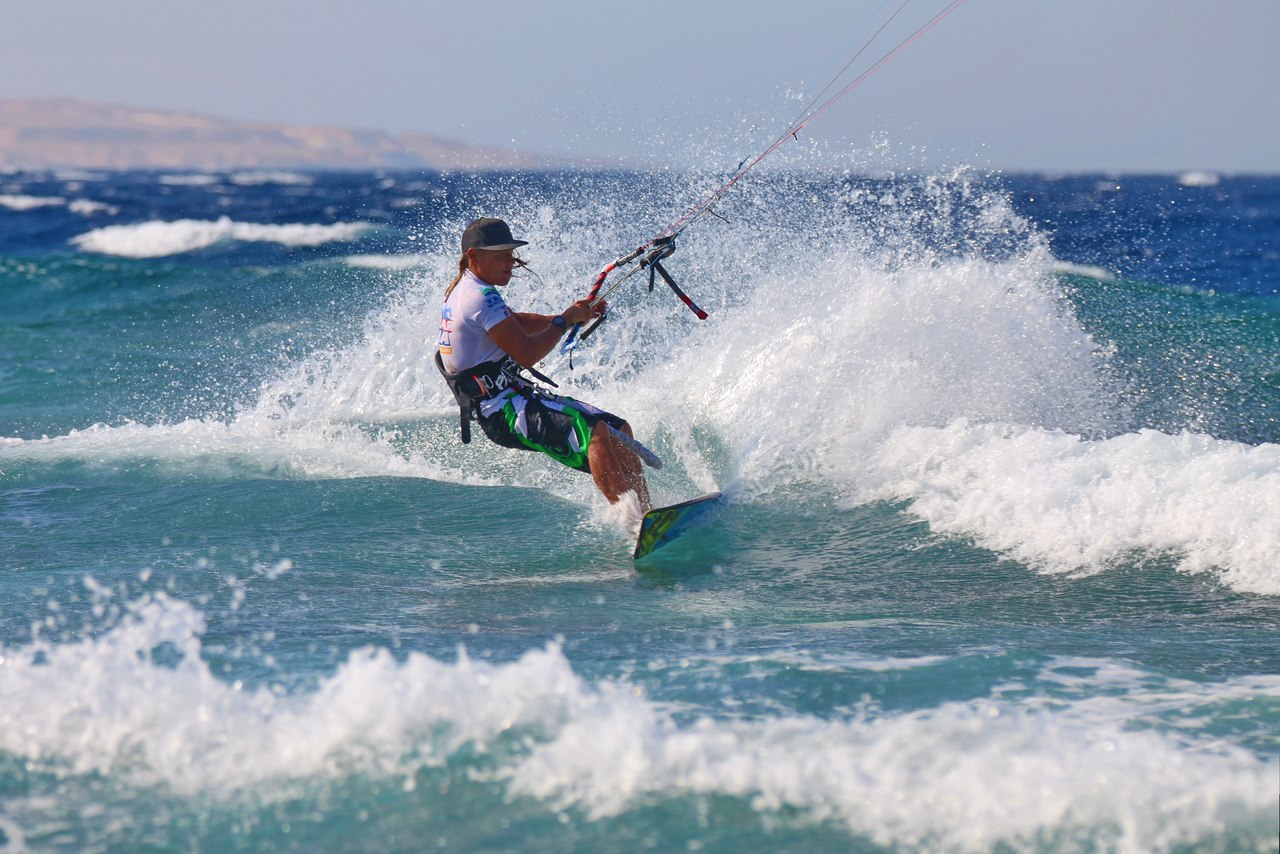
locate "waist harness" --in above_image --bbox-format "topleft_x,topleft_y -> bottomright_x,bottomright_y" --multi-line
434,352 -> 556,443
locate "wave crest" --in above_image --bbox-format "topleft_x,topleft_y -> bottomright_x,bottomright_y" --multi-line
71,216 -> 373,257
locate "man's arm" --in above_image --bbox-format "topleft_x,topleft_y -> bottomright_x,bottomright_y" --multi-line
512,312 -> 555,335
487,299 -> 604,369
487,315 -> 563,368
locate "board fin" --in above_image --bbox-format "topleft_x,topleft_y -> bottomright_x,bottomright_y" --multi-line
633,492 -> 724,560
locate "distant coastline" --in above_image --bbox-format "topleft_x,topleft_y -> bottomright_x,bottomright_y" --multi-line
0,98 -> 551,171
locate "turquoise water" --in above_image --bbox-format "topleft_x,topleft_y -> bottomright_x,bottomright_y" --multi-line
0,168 -> 1277,852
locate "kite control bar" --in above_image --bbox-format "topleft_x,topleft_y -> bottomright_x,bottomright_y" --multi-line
556,0 -> 970,364
561,235 -> 707,355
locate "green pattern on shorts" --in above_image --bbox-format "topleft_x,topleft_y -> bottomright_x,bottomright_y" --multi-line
499,397 -> 593,472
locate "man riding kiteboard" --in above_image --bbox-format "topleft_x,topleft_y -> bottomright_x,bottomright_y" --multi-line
436,217 -> 651,514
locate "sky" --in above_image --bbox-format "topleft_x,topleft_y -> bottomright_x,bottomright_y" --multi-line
7,0 -> 1278,173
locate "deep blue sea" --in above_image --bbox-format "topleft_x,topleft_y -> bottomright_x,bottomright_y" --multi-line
1,164 -> 1278,852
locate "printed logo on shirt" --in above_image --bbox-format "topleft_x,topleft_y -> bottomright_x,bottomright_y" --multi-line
481,286 -> 511,318
437,305 -> 453,352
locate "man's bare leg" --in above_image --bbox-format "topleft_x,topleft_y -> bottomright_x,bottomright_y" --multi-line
588,421 -> 651,513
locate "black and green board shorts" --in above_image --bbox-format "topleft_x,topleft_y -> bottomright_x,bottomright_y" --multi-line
478,389 -> 626,473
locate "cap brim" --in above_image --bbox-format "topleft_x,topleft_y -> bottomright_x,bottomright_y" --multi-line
475,240 -> 528,251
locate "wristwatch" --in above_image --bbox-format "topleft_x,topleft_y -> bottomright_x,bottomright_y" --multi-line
550,315 -> 568,330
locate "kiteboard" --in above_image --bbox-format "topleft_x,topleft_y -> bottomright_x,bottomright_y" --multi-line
633,492 -> 724,560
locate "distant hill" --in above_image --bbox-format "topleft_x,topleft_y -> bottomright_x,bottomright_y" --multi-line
0,98 -> 550,171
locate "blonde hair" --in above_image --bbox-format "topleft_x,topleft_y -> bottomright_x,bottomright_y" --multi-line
443,252 -> 469,301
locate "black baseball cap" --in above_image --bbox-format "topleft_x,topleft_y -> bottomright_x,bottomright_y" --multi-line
461,218 -> 528,252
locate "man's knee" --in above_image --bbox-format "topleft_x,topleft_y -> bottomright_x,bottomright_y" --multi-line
592,420 -> 631,440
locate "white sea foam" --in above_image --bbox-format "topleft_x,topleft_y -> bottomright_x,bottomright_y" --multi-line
157,173 -> 221,186
0,596 -> 1274,850
866,422 -> 1280,595
1048,259 -> 1115,280
248,297 -> 451,424
344,253 -> 431,270
509,677 -> 1278,852
70,216 -> 374,257
0,416 -> 462,485
229,171 -> 313,186
0,194 -> 65,211
661,241 -> 1112,489
67,198 -> 119,216
1178,171 -> 1220,188
0,193 -> 117,215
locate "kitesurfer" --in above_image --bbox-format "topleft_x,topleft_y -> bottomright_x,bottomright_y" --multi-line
436,217 -> 651,514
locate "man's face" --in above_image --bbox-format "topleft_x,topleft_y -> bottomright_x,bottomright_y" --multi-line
469,248 -> 517,286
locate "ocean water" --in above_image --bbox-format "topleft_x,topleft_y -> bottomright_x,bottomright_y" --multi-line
0,164 -> 1277,853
